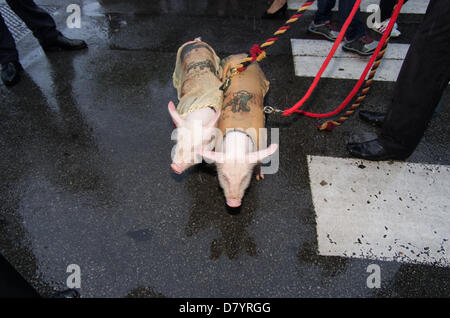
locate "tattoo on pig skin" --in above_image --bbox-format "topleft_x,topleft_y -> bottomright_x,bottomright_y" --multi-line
180,43 -> 214,60
186,60 -> 217,75
222,90 -> 253,113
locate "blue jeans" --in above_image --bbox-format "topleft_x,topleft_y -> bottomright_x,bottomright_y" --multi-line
314,0 -> 366,41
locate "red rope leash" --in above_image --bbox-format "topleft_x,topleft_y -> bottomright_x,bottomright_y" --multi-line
317,1 -> 404,130
282,0 -> 363,116
284,0 -> 405,124
223,0 -> 404,133
236,44 -> 265,72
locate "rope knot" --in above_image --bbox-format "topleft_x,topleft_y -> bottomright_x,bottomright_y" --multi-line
237,44 -> 266,72
250,44 -> 264,62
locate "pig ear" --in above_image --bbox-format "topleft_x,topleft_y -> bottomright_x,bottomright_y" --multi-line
205,109 -> 221,128
201,150 -> 224,164
247,144 -> 278,163
168,101 -> 184,127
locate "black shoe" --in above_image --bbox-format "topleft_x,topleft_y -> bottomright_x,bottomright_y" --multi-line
262,2 -> 287,19
1,61 -> 22,87
359,110 -> 386,127
342,35 -> 379,56
347,139 -> 410,161
42,34 -> 87,52
50,289 -> 80,298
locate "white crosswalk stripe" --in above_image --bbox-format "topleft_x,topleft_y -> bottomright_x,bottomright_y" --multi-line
288,0 -> 429,15
289,0 -> 430,82
292,39 -> 408,81
308,156 -> 450,267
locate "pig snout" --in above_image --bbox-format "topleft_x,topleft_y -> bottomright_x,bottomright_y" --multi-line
226,199 -> 242,208
223,182 -> 246,208
171,162 -> 191,174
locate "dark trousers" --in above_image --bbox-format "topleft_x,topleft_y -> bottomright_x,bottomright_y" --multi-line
314,0 -> 366,41
380,0 -> 450,153
380,0 -> 409,21
0,0 -> 59,64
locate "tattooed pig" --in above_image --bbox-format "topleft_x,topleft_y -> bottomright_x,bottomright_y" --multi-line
169,38 -> 223,174
201,54 -> 278,207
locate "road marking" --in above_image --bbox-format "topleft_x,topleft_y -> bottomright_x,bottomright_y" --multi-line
288,0 -> 428,15
291,39 -> 409,81
308,155 -> 450,267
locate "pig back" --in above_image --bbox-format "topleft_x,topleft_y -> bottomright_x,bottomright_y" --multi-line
218,54 -> 270,150
173,41 -> 223,119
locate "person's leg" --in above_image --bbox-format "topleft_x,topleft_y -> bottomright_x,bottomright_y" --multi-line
7,0 -> 87,51
0,13 -> 19,64
370,0 -> 402,38
309,0 -> 339,41
339,0 -> 379,56
338,0 -> 365,41
380,0 -> 450,153
5,0 -> 60,45
314,0 -> 337,24
380,0 -> 409,21
380,0 -> 395,22
347,1 -> 450,160
0,13 -> 22,86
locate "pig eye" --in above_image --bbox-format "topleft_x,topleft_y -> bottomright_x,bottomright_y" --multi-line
241,174 -> 250,185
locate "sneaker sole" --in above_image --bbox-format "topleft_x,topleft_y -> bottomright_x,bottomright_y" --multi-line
342,45 -> 374,56
307,27 -> 337,42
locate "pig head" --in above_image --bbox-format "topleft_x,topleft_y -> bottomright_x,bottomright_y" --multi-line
201,54 -> 278,207
169,38 -> 223,174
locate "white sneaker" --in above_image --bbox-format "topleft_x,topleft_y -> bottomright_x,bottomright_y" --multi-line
371,19 -> 401,38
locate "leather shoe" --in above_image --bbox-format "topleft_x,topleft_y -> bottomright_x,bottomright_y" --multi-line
50,289 -> 80,298
42,34 -> 87,52
1,61 -> 22,86
359,110 -> 386,127
347,139 -> 410,161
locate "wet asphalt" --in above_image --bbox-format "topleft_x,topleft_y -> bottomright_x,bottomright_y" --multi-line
0,0 -> 449,297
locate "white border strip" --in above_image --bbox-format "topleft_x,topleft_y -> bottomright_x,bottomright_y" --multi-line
287,0 -> 428,15
308,155 -> 450,267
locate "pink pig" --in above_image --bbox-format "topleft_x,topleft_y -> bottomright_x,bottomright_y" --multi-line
200,54 -> 278,207
169,103 -> 220,174
169,38 -> 223,174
